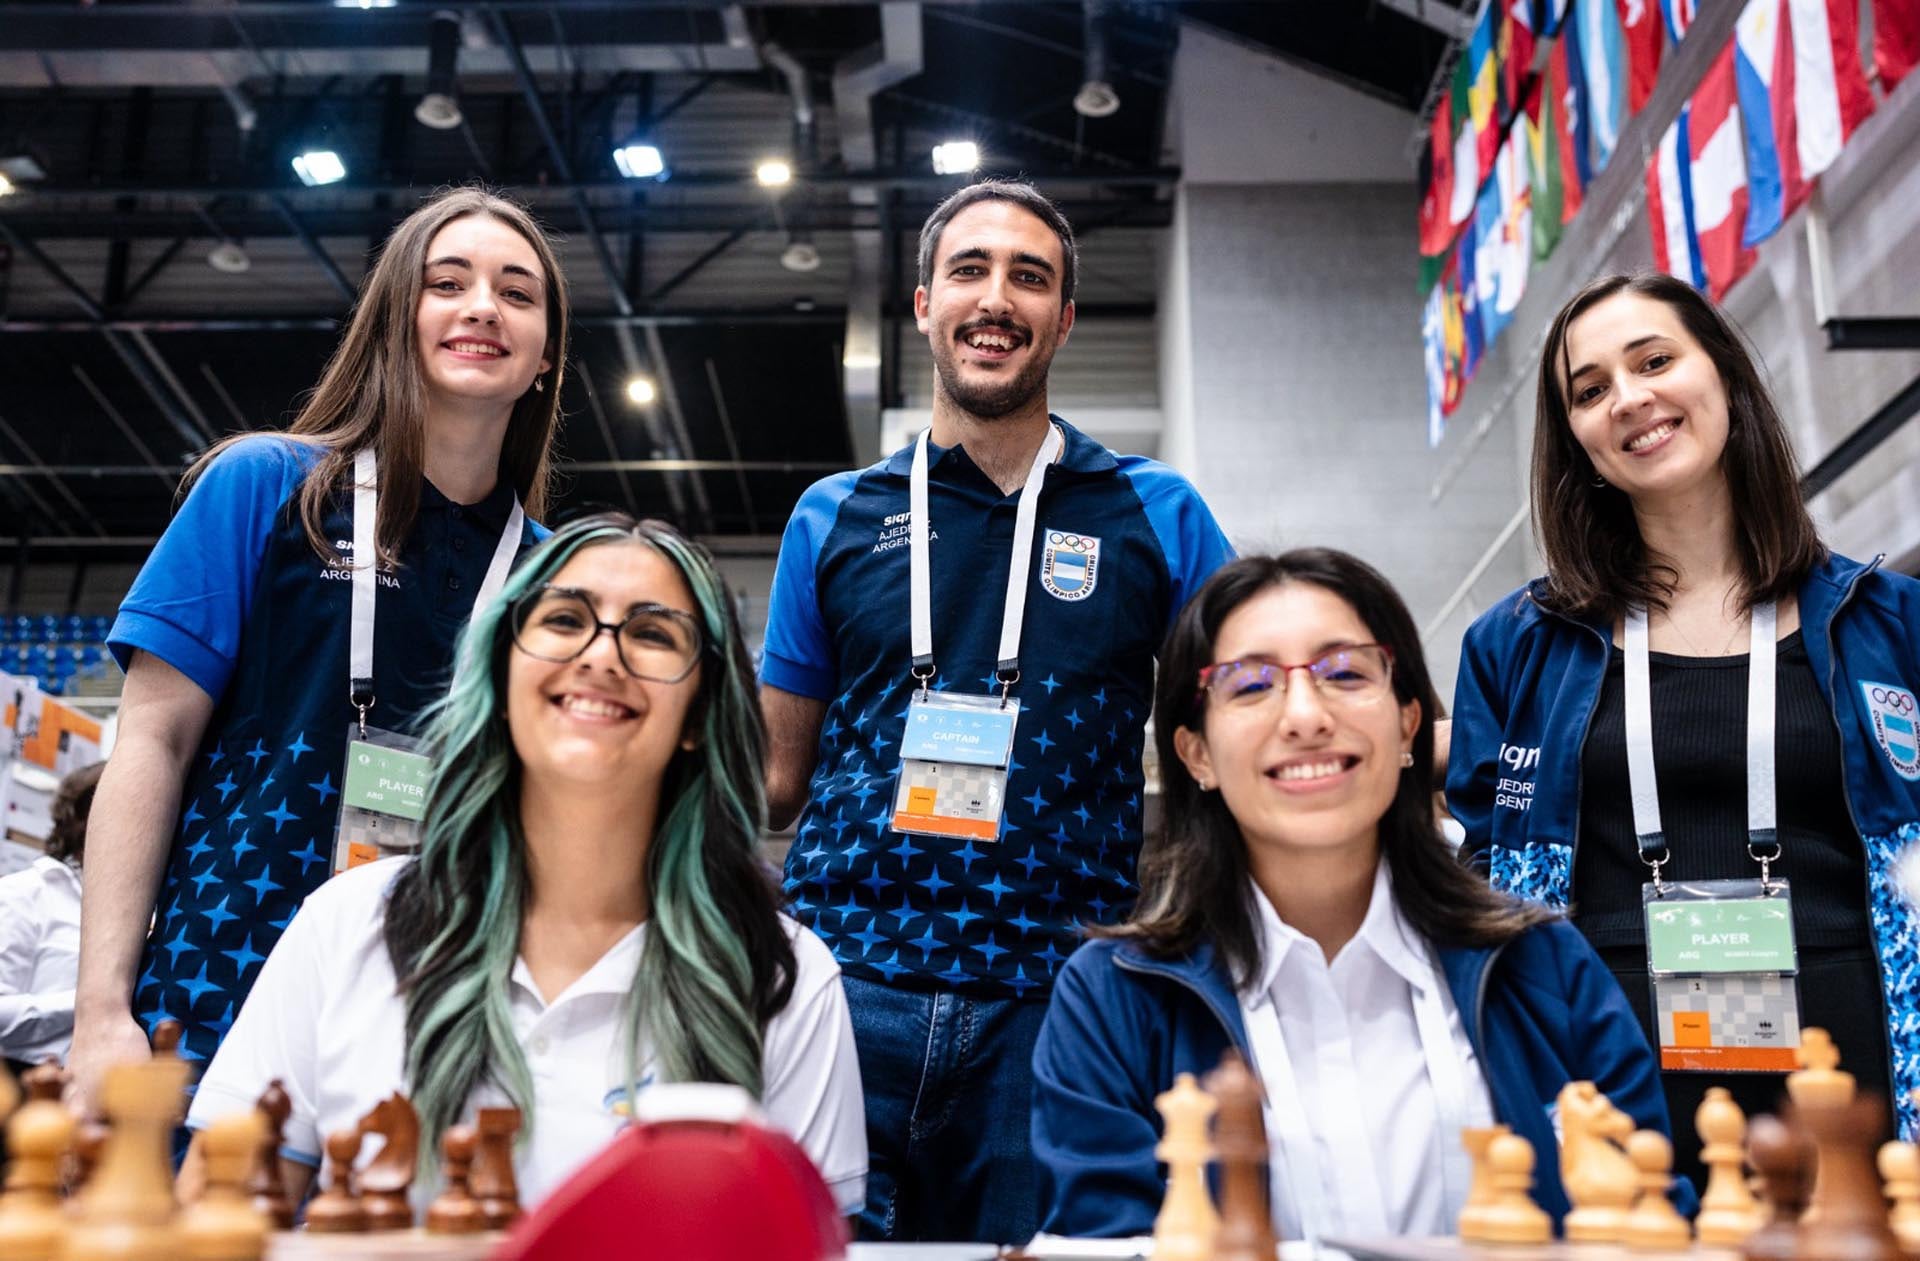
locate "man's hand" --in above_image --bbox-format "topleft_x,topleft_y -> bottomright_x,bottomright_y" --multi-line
65,1007 -> 156,1115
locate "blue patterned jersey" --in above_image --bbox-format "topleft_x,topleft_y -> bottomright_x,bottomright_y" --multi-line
761,419 -> 1231,997
108,436 -> 546,1068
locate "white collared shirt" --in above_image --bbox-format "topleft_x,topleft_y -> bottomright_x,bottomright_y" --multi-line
0,855 -> 82,1064
189,858 -> 867,1213
1237,861 -> 1494,1241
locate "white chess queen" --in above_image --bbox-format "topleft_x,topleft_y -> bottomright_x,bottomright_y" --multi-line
178,513 -> 866,1213
1031,549 -> 1693,1241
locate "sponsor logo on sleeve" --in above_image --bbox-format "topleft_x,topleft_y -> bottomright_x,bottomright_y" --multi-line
1495,741 -> 1541,813
1039,530 -> 1100,602
1862,680 -> 1920,780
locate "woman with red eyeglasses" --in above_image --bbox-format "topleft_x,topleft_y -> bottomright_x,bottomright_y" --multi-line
1030,550 -> 1684,1243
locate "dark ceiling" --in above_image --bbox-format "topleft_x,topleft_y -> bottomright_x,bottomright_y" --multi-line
0,0 -> 1466,561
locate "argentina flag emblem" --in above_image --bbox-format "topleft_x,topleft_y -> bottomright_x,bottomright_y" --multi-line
1039,530 -> 1100,601
1862,680 -> 1920,780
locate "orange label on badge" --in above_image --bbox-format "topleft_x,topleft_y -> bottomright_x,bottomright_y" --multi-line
905,786 -> 938,815
344,841 -> 381,870
1671,1011 -> 1713,1048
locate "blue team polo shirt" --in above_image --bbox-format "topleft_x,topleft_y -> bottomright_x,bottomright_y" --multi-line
761,418 -> 1231,998
108,436 -> 547,1066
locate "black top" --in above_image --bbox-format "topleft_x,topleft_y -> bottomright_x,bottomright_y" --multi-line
1573,630 -> 1867,948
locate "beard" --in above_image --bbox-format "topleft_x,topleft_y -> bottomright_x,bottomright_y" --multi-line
929,330 -> 1053,420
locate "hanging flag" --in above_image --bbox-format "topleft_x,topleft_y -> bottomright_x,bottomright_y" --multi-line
1441,257 -> 1468,414
1539,0 -> 1573,37
1874,0 -> 1920,91
1456,224 -> 1485,384
1786,0 -> 1875,182
1562,8 -> 1597,188
1419,92 -> 1458,257
1548,34 -> 1588,222
1501,0 -> 1539,122
1660,0 -> 1697,42
1578,0 -> 1630,171
1424,279 -> 1450,446
1688,42 -> 1758,300
1525,81 -> 1563,259
1469,4 -> 1503,174
1618,0 -> 1665,111
1450,53 -> 1482,226
1734,0 -> 1791,246
1647,108 -> 1705,290
1494,123 -> 1534,319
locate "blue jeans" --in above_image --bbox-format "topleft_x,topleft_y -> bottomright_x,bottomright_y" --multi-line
842,974 -> 1048,1244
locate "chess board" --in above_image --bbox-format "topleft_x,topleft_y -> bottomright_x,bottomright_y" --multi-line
1324,1235 -> 1744,1261
267,1230 -> 501,1259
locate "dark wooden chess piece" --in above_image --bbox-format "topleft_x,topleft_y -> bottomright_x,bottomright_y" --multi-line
426,1124 -> 485,1235
1794,1095 -> 1899,1261
469,1106 -> 523,1231
245,1081 -> 294,1230
304,1128 -> 368,1234
355,1093 -> 420,1232
1746,1113 -> 1813,1261
1205,1050 -> 1278,1261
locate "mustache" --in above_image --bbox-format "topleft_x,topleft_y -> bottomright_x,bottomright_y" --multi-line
956,318 -> 1029,342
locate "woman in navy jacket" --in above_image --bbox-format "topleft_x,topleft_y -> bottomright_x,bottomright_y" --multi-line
1446,274 -> 1920,1184
1033,549 -> 1680,1242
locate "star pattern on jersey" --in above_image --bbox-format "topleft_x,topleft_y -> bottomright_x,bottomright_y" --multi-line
132,726 -> 371,1064
783,670 -> 1148,996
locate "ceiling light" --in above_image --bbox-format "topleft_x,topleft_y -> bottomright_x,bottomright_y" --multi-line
0,155 -> 47,184
626,377 -> 657,406
334,0 -> 397,8
780,233 -> 821,273
755,159 -> 793,188
1073,81 -> 1121,118
613,142 -> 666,181
930,141 -> 980,176
0,174 -> 14,199
206,242 -> 252,274
415,11 -> 463,130
292,150 -> 347,187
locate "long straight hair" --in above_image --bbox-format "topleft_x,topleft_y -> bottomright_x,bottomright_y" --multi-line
187,187 -> 569,566
1111,551 -> 1549,985
1531,273 -> 1824,622
382,513 -> 795,1152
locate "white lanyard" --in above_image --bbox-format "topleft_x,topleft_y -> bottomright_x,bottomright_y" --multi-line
1623,601 -> 1778,886
1242,949 -> 1470,1243
907,424 -> 1062,695
349,446 -> 525,727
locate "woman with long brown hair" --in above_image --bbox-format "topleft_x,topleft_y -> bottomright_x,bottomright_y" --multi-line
1033,550 -> 1679,1242
1447,272 -> 1920,1185
68,187 -> 569,1110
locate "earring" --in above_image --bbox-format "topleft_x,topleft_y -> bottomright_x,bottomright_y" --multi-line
1591,473 -> 1607,487
1196,778 -> 1213,792
1399,751 -> 1414,768
533,377 -> 545,393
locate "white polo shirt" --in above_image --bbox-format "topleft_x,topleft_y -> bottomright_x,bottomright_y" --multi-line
1236,861 -> 1494,1242
188,858 -> 867,1212
0,855 -> 82,1064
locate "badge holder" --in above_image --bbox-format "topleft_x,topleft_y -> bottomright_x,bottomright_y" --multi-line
890,678 -> 1020,842
1643,871 -> 1801,1073
332,683 -> 435,875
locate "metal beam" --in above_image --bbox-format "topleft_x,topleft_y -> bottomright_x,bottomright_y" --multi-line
0,458 -> 848,477
67,366 -> 180,488
640,323 -> 713,530
1823,319 -> 1920,351
0,218 -> 107,321
271,196 -> 357,303
702,357 -> 759,534
1801,373 -> 1920,499
642,225 -> 753,306
1375,0 -> 1477,41
490,5 -> 637,318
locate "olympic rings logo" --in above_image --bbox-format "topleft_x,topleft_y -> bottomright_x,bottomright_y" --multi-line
1873,687 -> 1916,714
1048,532 -> 1094,552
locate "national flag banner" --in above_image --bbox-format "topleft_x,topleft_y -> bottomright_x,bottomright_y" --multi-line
1419,92 -> 1459,257
1469,4 -> 1503,174
1578,0 -> 1630,172
1786,0 -> 1875,182
1548,35 -> 1588,222
1493,122 -> 1535,320
1524,81 -> 1564,259
1661,0 -> 1697,42
1562,8 -> 1597,188
1619,0 -> 1665,111
1733,0 -> 1792,246
1455,223 -> 1485,384
1501,0 -> 1540,123
1647,108 -> 1706,290
1875,0 -> 1920,91
1424,279 -> 1450,446
1538,0 -> 1573,37
1442,259 -> 1469,414
1450,53 -> 1482,227
1688,42 -> 1758,300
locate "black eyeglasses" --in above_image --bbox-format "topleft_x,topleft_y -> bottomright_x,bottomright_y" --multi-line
510,585 -> 704,682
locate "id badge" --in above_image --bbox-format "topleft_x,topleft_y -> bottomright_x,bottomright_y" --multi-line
333,724 -> 433,875
1643,878 -> 1801,1072
890,692 -> 1019,841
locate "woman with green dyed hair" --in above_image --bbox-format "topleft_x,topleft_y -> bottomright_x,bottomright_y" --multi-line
179,512 -> 867,1213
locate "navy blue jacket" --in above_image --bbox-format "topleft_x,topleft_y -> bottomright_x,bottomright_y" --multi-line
1446,553 -> 1920,1137
1032,918 -> 1687,1238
